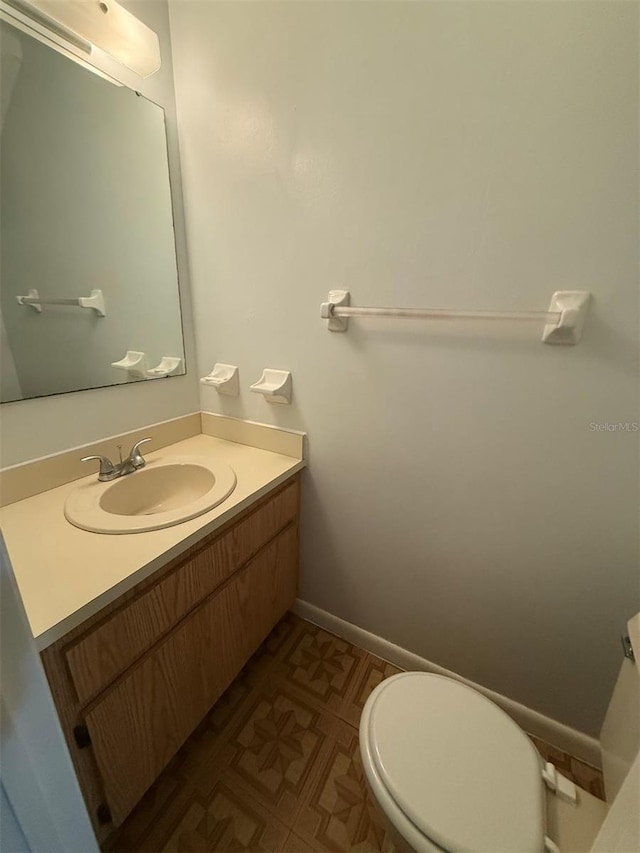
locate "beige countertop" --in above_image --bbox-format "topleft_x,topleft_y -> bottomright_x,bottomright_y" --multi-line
0,434 -> 304,650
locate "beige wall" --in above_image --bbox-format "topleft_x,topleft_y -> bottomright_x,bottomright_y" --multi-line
0,0 -> 200,466
169,0 -> 639,736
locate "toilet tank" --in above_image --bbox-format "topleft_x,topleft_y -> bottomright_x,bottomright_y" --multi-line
590,612 -> 640,851
599,613 -> 640,800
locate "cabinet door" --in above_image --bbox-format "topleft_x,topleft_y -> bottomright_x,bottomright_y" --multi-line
83,524 -> 298,825
238,521 -> 299,655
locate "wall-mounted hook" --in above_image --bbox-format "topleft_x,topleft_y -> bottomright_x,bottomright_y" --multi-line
147,356 -> 183,378
200,363 -> 239,396
111,351 -> 147,379
250,369 -> 292,404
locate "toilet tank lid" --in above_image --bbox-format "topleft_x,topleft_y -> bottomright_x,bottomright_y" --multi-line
366,673 -> 546,853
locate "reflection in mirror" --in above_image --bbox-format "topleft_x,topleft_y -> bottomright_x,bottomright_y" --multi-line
0,18 -> 186,403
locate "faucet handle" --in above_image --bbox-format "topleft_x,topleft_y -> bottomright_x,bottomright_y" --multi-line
81,455 -> 116,480
128,437 -> 151,469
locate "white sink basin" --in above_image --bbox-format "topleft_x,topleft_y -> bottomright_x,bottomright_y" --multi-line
65,456 -> 236,534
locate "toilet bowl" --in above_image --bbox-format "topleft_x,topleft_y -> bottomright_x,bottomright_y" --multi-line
360,672 -> 549,853
360,615 -> 640,853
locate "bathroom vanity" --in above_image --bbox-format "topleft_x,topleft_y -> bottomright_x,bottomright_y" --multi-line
0,424 -> 304,839
42,475 -> 300,832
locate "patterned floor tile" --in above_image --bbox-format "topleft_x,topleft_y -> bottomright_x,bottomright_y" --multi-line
175,724 -> 227,798
273,621 -> 366,716
213,680 -> 337,826
177,616 -> 307,787
108,779 -> 200,853
160,780 -> 290,853
293,720 -> 396,853
242,612 -> 304,688
339,655 -> 401,727
206,673 -> 256,736
282,832 -> 320,853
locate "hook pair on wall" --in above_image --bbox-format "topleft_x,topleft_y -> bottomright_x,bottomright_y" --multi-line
201,364 -> 292,405
112,351 -> 183,379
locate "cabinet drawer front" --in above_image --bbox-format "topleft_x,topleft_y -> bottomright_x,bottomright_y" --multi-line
66,480 -> 298,705
84,524 -> 298,826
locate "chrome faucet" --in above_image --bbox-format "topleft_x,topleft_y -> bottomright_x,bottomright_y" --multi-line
81,438 -> 152,482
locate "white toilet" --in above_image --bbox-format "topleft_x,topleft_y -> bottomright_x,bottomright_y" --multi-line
360,614 -> 640,853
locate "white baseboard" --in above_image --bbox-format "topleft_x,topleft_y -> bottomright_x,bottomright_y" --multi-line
293,599 -> 602,768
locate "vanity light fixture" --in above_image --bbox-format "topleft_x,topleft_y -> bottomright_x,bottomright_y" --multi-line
0,0 -> 123,84
2,0 -> 160,77
3,0 -> 89,50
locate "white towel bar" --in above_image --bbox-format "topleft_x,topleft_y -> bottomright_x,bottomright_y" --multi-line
16,288 -> 106,317
320,290 -> 590,345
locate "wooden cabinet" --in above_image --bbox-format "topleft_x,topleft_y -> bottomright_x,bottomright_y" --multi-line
41,475 -> 300,836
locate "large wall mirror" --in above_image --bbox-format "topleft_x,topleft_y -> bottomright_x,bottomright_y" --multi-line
0,17 -> 186,404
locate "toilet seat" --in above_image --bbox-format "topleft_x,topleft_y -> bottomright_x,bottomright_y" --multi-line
360,672 -> 546,853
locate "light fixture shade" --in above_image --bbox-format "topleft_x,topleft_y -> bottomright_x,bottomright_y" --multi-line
6,0 -> 160,77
